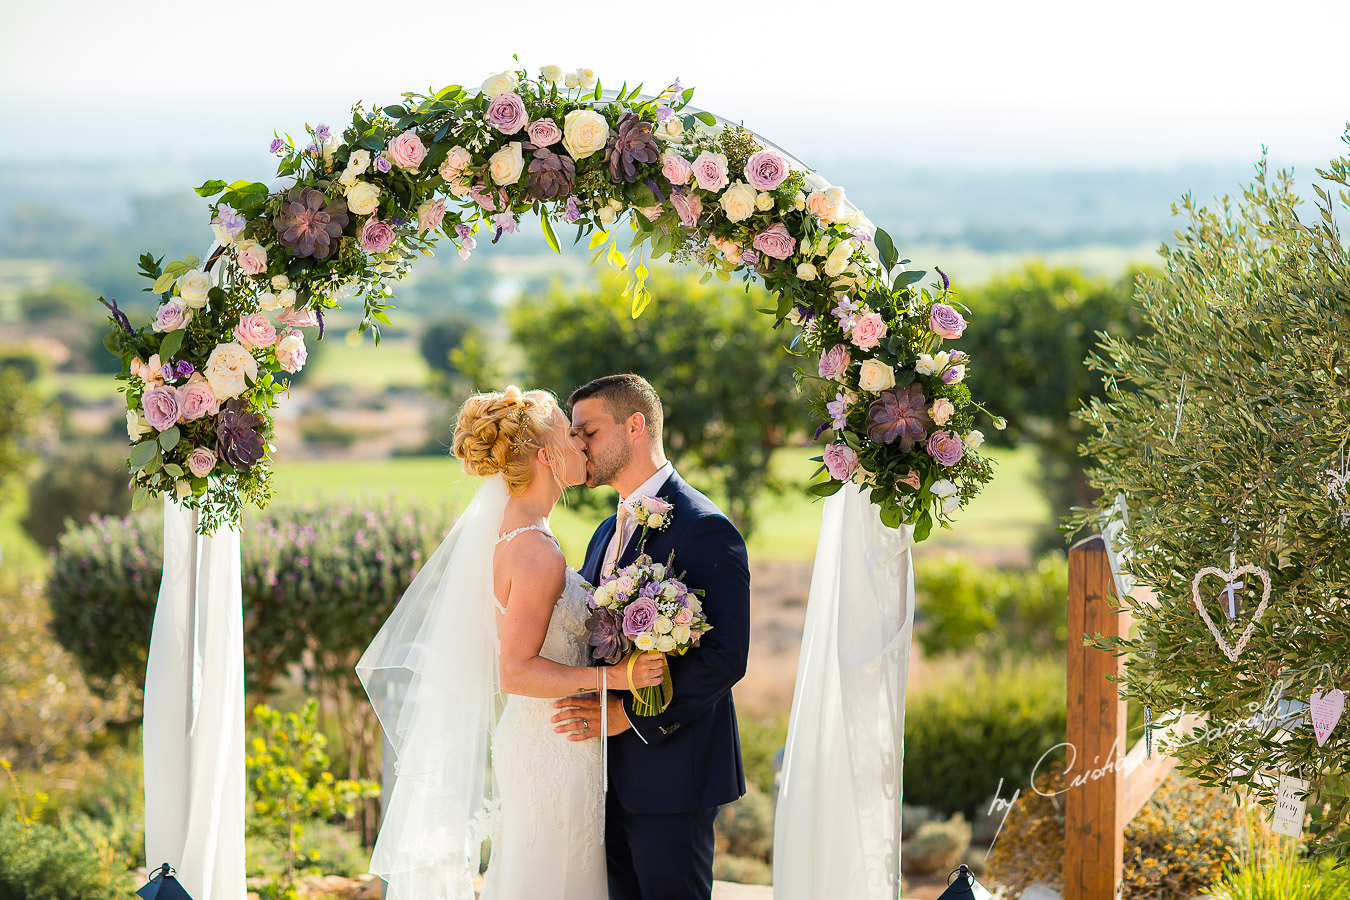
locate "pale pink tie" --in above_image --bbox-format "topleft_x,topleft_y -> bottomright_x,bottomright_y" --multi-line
601,505 -> 633,578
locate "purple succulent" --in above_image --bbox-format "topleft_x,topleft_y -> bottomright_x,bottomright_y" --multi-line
273,187 -> 349,259
586,607 -> 631,665
867,383 -> 934,450
527,147 -> 576,201
216,398 -> 266,469
605,113 -> 660,183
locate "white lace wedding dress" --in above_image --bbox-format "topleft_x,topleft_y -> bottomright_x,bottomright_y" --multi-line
482,526 -> 605,900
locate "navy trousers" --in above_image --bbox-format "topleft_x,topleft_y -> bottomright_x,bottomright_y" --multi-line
605,790 -> 718,900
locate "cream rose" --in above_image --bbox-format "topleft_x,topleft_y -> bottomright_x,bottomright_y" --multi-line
930,398 -> 955,426
671,624 -> 692,644
824,240 -> 856,278
755,192 -> 774,211
653,116 -> 685,142
277,288 -> 297,309
797,262 -> 818,281
964,430 -> 985,450
274,330 -> 307,374
203,341 -> 259,400
656,635 -> 677,653
539,64 -> 564,83
858,359 -> 897,393
345,181 -> 380,216
481,70 -> 519,96
564,71 -> 580,89
655,615 -> 674,635
597,205 -> 616,225
126,409 -> 152,441
647,513 -> 666,529
270,274 -> 289,291
488,141 -> 525,186
575,67 -> 597,89
177,270 -> 212,309
257,291 -> 280,312
634,633 -> 657,652
562,109 -> 609,161
719,182 -> 757,223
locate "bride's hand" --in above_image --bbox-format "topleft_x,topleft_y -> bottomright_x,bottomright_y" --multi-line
608,652 -> 664,690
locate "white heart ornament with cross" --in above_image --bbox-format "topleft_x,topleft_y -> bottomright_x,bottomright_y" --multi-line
1310,689 -> 1345,747
1189,558 -> 1272,662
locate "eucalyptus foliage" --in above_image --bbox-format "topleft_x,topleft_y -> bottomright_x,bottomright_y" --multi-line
1079,134 -> 1350,856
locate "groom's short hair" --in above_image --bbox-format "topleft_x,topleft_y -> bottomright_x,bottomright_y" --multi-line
569,374 -> 663,446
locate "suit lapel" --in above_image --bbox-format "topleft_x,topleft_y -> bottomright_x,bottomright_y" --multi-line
618,472 -> 679,570
583,515 -> 618,585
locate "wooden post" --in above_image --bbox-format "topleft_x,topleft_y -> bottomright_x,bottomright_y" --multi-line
1064,535 -> 1127,900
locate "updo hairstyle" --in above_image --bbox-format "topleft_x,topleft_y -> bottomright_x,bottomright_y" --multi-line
452,385 -> 567,495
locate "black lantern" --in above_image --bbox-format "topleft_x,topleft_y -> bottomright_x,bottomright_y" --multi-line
935,864 -> 994,900
137,863 -> 195,900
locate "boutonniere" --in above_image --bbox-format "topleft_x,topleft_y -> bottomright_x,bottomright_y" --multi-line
631,495 -> 674,548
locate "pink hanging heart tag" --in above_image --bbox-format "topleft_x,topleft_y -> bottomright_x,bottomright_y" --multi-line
1310,689 -> 1345,747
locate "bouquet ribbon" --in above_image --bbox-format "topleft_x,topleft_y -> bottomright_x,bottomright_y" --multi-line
626,650 -> 674,716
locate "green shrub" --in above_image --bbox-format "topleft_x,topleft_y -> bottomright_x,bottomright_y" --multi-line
902,814 -> 971,877
736,712 -> 787,797
298,415 -> 362,450
903,656 -> 1066,819
715,781 -> 773,862
711,853 -> 773,886
20,444 -> 132,549
0,817 -> 124,900
915,554 -> 1068,658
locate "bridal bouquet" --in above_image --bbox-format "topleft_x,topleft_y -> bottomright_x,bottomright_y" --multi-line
585,551 -> 710,716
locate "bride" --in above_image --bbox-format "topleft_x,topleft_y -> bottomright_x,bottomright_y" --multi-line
357,386 -> 664,900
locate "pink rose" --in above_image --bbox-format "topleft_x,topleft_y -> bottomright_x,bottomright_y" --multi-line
640,495 -> 673,515
751,222 -> 797,261
899,470 -> 921,490
439,146 -> 472,179
487,92 -> 528,135
670,191 -> 703,227
130,354 -> 164,387
929,303 -> 967,339
673,607 -> 693,626
276,308 -> 318,328
692,151 -> 730,191
526,118 -> 562,146
851,311 -> 887,350
186,446 -> 217,478
818,344 -> 850,379
709,235 -> 742,264
142,385 -> 181,432
661,151 -> 693,186
417,198 -> 447,233
930,398 -> 955,426
152,300 -> 192,333
233,313 -> 277,349
387,131 -> 428,170
926,430 -> 965,466
360,217 -> 396,254
823,443 -> 859,481
468,183 -> 504,212
274,329 -> 308,374
179,375 -> 220,421
744,148 -> 789,191
235,240 -> 268,275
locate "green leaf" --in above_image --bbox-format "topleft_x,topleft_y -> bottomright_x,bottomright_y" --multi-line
893,269 -> 926,287
631,285 -> 652,318
912,509 -> 933,541
159,426 -> 181,452
152,272 -> 176,294
195,179 -> 227,198
102,331 -> 121,355
879,504 -> 903,528
588,229 -> 610,250
694,111 -> 717,126
131,485 -> 151,511
158,329 -> 185,360
808,480 -> 845,498
540,213 -> 561,254
874,228 -> 898,271
129,440 -> 158,470
164,464 -> 184,478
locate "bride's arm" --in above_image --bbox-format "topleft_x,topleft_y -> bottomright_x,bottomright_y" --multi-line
496,536 -> 661,698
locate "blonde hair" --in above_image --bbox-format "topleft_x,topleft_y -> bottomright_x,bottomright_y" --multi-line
453,385 -> 568,495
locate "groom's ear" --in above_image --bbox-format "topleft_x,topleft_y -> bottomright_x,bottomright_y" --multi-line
627,411 -> 647,441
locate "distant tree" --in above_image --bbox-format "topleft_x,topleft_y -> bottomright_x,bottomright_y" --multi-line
958,262 -> 1150,549
509,270 -> 803,535
0,367 -> 41,504
418,310 -> 478,376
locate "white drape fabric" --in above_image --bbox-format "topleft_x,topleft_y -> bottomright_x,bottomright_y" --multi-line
773,483 -> 916,899
143,498 -> 247,900
356,475 -> 509,900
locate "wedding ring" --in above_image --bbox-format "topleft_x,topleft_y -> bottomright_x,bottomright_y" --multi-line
581,720 -> 590,732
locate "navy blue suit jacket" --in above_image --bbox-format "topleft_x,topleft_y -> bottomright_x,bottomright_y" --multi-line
579,469 -> 750,814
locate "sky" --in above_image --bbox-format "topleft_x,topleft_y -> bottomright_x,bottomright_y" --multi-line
1,0 -> 1348,171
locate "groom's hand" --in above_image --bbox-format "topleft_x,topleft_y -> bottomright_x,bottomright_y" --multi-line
552,693 -> 631,742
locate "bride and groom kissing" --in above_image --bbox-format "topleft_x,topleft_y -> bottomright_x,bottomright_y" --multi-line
357,373 -> 752,900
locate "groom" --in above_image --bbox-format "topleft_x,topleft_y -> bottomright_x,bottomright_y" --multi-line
553,373 -> 750,900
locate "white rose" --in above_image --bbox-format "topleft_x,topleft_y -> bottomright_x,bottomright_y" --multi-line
177,270 -> 212,308
204,341 -> 259,400
793,191 -> 806,211
257,291 -> 280,312
646,513 -> 665,529
719,182 -> 757,223
345,181 -> 380,216
653,116 -> 685,142
687,596 -> 703,617
277,288 -> 297,309
930,479 -> 959,498
593,582 -> 617,607
564,72 -> 580,89
656,635 -> 677,653
942,496 -> 961,514
964,430 -> 985,450
597,205 -> 616,225
661,582 -> 679,600
814,234 -> 831,257
755,192 -> 775,211
634,632 -> 657,652
126,409 -> 152,440
857,359 -> 897,393
562,109 -> 610,160
320,140 -> 336,168
270,274 -> 289,291
650,563 -> 667,580
211,223 -> 238,246
655,615 -> 674,635
575,67 -> 597,89
488,141 -> 525,186
797,262 -> 818,281
824,240 -> 855,277
539,64 -> 563,83
481,70 -> 520,96
671,624 -> 692,644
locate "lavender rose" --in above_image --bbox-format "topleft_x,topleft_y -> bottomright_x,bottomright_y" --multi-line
751,222 -> 797,260
487,92 -> 528,135
360,217 -> 396,254
526,117 -> 563,146
744,148 -> 790,191
823,443 -> 859,481
929,303 -> 967,339
692,150 -> 730,192
926,430 -> 965,466
152,299 -> 192,333
670,192 -> 702,227
818,343 -> 851,379
622,597 -> 660,638
142,385 -> 181,432
186,446 -> 217,478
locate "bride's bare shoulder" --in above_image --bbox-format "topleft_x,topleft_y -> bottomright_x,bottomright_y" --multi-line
493,529 -> 565,594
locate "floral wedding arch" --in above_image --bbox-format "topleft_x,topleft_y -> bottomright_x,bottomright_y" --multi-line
103,65 -> 999,538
